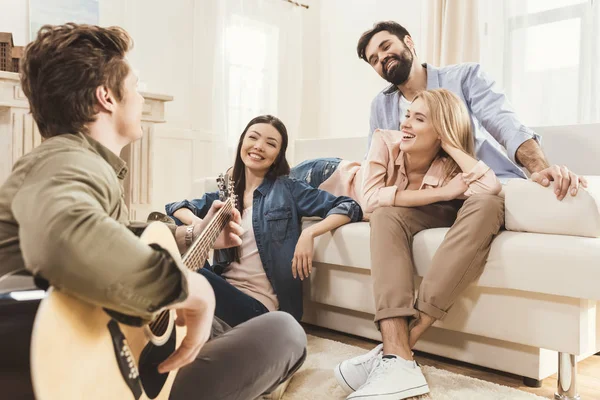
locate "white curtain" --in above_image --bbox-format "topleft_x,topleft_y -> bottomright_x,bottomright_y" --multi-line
420,0 -> 481,66
212,0 -> 304,166
478,0 -> 600,127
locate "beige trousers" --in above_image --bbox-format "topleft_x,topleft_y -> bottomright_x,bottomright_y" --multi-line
369,194 -> 505,322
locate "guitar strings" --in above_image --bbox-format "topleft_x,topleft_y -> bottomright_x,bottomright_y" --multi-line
150,177 -> 236,332
149,198 -> 235,333
150,206 -> 233,335
151,206 -> 232,334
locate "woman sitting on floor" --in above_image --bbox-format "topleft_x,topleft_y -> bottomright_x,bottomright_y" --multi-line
165,115 -> 363,327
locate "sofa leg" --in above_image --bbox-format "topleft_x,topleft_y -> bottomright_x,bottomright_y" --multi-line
523,377 -> 543,388
554,352 -> 581,400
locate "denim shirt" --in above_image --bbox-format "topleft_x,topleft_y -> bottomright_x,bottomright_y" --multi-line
165,176 -> 363,321
368,63 -> 541,180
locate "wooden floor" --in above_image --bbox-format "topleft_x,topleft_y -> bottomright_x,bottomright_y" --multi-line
304,324 -> 600,400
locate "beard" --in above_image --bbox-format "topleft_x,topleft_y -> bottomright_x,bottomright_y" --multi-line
382,48 -> 414,85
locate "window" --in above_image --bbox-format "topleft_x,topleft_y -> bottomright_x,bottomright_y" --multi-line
480,0 -> 599,126
225,16 -> 279,150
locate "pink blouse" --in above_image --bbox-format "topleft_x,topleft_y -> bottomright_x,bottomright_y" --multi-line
318,129 -> 502,214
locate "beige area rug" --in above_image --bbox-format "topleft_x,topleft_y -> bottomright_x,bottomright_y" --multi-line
283,335 -> 549,400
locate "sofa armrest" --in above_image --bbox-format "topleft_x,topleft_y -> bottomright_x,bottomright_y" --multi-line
505,176 -> 600,238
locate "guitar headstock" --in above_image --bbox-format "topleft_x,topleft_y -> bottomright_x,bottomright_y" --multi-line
217,174 -> 226,201
217,173 -> 238,208
227,176 -> 238,209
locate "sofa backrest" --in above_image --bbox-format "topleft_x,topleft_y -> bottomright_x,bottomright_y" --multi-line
294,123 -> 600,175
533,124 -> 599,175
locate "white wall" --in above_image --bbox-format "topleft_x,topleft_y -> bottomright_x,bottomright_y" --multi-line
2,0 -> 229,210
299,0 -> 421,140
1,0 -> 421,209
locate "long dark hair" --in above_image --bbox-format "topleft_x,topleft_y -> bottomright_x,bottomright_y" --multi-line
228,115 -> 290,261
231,115 -> 290,214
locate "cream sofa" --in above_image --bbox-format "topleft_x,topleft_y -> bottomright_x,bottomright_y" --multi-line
295,124 -> 600,400
194,124 -> 599,399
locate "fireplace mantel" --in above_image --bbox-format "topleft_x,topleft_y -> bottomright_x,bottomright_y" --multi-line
0,71 -> 173,221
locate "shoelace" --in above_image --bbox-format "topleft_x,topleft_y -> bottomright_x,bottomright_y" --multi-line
363,355 -> 394,387
350,344 -> 383,365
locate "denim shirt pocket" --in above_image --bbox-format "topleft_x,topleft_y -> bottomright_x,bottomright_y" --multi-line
265,207 -> 292,241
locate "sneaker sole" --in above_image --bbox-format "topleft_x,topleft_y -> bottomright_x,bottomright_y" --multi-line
347,383 -> 430,400
334,363 -> 358,395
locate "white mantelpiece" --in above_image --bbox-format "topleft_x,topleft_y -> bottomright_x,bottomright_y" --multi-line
0,70 -> 173,221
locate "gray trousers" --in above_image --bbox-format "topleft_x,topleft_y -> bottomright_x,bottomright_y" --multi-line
171,311 -> 307,400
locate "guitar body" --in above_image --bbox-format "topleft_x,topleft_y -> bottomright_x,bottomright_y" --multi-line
31,222 -> 186,400
31,174 -> 236,399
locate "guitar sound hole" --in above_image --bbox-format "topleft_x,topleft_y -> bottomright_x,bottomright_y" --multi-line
148,310 -> 170,337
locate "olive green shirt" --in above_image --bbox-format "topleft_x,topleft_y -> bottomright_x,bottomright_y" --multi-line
0,133 -> 188,321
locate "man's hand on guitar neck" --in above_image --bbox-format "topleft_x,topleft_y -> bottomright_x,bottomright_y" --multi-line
158,273 -> 216,374
175,201 -> 243,253
200,201 -> 243,249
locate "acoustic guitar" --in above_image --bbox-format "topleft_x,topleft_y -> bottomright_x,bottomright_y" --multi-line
30,174 -> 236,400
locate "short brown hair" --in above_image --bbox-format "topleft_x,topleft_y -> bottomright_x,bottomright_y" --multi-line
20,23 -> 133,138
357,21 -> 411,62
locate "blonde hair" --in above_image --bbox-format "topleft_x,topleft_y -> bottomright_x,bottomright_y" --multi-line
413,88 -> 474,182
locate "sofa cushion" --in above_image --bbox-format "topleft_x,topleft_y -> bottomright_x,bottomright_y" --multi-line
505,177 -> 600,238
308,222 -> 600,302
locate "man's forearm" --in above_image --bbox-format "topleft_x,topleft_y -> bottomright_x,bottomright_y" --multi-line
515,139 -> 549,174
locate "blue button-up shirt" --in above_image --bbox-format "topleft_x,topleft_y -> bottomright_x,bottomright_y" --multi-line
368,63 -> 540,180
165,176 -> 363,321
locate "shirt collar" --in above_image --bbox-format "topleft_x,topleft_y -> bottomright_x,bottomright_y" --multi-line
256,178 -> 275,196
420,157 -> 447,188
397,152 -> 447,188
426,63 -> 441,90
79,133 -> 129,180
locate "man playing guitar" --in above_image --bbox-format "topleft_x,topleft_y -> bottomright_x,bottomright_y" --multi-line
0,23 -> 306,399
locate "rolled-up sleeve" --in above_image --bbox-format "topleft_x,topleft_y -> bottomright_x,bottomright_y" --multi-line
462,161 -> 503,196
462,63 -> 541,164
288,179 -> 363,222
13,152 -> 188,322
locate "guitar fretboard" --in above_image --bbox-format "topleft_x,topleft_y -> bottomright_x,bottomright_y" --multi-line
181,201 -> 234,271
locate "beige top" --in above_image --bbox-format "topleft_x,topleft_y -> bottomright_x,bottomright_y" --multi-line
222,207 -> 279,311
319,129 -> 502,213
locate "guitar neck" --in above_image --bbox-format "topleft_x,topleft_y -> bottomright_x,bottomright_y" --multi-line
181,200 -> 233,271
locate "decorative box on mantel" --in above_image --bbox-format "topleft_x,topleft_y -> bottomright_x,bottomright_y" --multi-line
0,70 -> 173,221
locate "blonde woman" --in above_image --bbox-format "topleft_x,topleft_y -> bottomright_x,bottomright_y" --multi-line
291,89 -> 504,400
290,88 -> 501,213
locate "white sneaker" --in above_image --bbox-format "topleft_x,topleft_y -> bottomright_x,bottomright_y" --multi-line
347,355 -> 430,400
334,344 -> 383,394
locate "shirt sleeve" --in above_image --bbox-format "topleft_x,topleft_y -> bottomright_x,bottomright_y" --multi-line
165,191 -> 220,225
287,179 -> 363,222
12,151 -> 188,322
361,130 -> 399,213
461,160 -> 503,196
462,63 -> 541,164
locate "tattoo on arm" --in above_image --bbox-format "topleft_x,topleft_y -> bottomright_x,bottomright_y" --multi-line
515,139 -> 549,174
